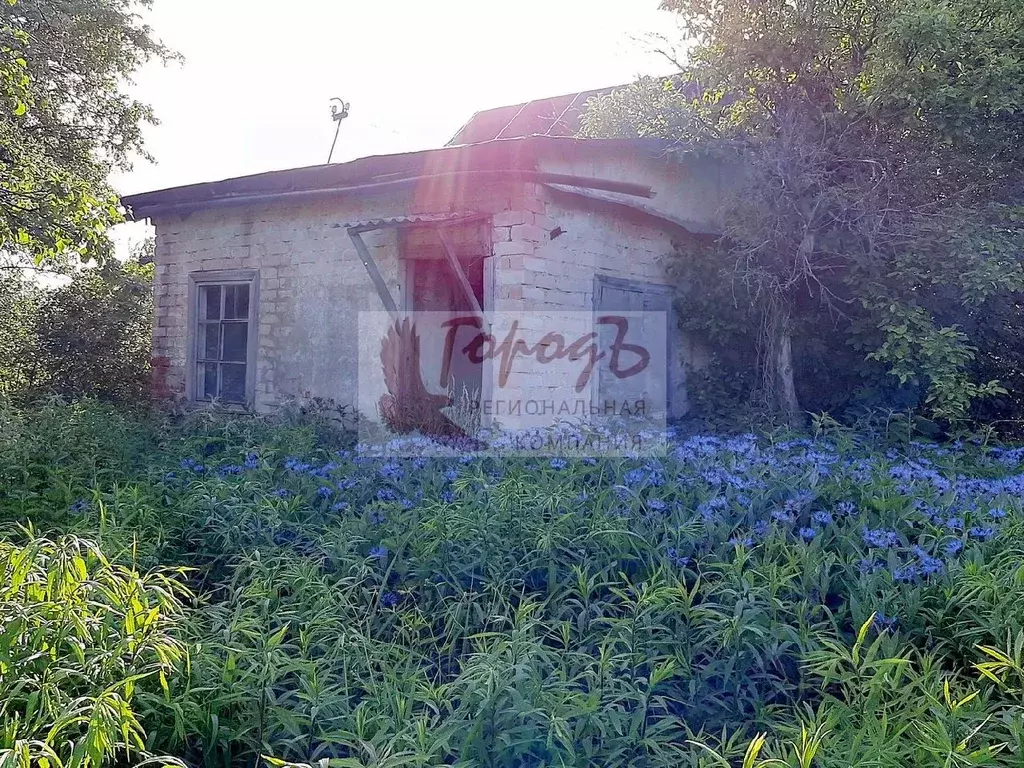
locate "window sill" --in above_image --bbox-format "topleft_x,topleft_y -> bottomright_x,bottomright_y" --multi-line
185,400 -> 254,415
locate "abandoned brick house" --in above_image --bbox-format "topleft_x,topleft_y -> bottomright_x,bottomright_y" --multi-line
124,88 -> 732,430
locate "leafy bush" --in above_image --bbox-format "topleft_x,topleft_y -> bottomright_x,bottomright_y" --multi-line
3,400 -> 1024,766
0,531 -> 189,768
0,259 -> 153,409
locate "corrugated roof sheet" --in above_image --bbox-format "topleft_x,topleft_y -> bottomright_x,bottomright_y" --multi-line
342,212 -> 482,230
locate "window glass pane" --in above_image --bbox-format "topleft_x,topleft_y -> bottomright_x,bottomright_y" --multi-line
222,322 -> 248,362
224,284 -> 250,320
200,285 -> 221,320
199,322 -> 220,360
197,363 -> 217,400
220,364 -> 246,403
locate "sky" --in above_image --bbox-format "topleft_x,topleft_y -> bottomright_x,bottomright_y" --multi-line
111,0 -> 684,249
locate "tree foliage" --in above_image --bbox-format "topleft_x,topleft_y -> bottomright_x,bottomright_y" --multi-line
0,253 -> 154,406
583,0 -> 1024,426
0,0 -> 171,264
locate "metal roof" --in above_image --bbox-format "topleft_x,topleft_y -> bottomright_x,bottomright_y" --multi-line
121,136 -> 671,219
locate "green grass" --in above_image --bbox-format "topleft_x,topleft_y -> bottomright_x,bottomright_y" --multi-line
1,398 -> 1024,767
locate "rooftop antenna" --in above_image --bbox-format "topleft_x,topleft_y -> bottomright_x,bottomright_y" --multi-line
327,97 -> 350,164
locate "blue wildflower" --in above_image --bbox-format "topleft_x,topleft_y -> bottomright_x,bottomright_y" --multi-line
379,461 -> 403,480
369,510 -> 386,526
989,507 -> 1008,520
272,488 -> 291,498
549,458 -> 568,470
331,501 -> 350,513
969,526 -> 995,541
771,509 -> 794,524
381,591 -> 400,608
812,510 -> 834,526
162,471 -> 177,482
368,545 -> 388,561
316,486 -> 334,499
441,490 -> 455,504
753,520 -> 770,538
623,468 -> 648,487
945,517 -> 965,531
217,464 -> 243,476
873,612 -> 898,632
798,527 -> 818,541
647,498 -> 668,512
666,547 -> 690,568
244,453 -> 259,469
377,488 -> 397,502
862,527 -> 899,548
892,564 -> 921,583
730,535 -> 755,548
945,539 -> 964,556
835,501 -> 856,517
69,499 -> 90,514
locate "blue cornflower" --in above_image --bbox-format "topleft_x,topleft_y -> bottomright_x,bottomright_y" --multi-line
162,471 -> 177,482
771,509 -> 795,524
69,499 -> 90,514
244,453 -> 259,469
379,462 -> 404,480
859,558 -> 883,574
443,468 -> 459,482
283,457 -> 311,473
441,490 -> 455,504
812,510 -> 834,526
989,508 -> 1008,520
272,488 -> 291,498
798,527 -> 818,542
549,458 -> 568,470
835,501 -> 856,517
369,510 -> 386,526
753,520 -> 770,538
945,517 -> 965,531
892,564 -> 921,583
368,545 -> 388,561
331,501 -> 350,513
730,535 -> 755,548
377,488 -> 397,502
969,526 -> 995,541
381,591 -> 400,608
919,555 -> 944,576
623,468 -> 648,487
873,612 -> 897,632
217,464 -> 243,476
945,539 -> 964,556
666,547 -> 690,568
862,527 -> 899,548
647,498 -> 667,512
582,457 -> 598,466
316,486 -> 334,499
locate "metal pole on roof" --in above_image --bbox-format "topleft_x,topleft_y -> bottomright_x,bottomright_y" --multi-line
327,97 -> 350,164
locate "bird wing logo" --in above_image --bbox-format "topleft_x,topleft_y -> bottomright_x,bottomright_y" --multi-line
378,318 -> 483,449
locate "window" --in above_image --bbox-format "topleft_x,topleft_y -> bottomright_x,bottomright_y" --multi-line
189,271 -> 257,405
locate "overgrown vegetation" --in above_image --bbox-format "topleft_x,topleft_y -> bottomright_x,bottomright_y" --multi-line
0,256 -> 153,406
4,399 -> 1024,766
583,0 -> 1024,429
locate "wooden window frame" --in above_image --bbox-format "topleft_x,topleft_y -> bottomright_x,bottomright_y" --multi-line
186,269 -> 259,408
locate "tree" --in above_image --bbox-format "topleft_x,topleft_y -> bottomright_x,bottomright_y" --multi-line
0,0 -> 171,265
583,0 -> 1024,425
